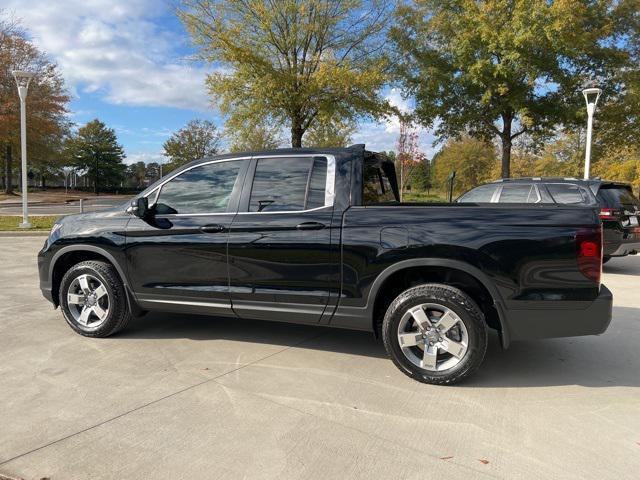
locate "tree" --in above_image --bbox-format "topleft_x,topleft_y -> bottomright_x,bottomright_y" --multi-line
391,0 -> 635,178
0,12 -> 70,193
408,157 -> 432,193
179,0 -> 392,147
163,119 -> 222,172
432,137 -> 497,196
227,117 -> 283,153
396,120 -> 424,201
303,117 -> 355,147
65,120 -> 126,194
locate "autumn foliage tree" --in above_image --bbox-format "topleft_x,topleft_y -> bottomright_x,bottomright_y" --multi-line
179,0 -> 392,148
0,13 -> 70,193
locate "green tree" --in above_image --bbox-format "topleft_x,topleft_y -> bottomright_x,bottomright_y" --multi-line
391,0 -> 635,178
432,137 -> 497,196
408,158 -> 432,193
303,117 -> 356,147
163,119 -> 222,172
179,0 -> 392,148
227,117 -> 283,153
65,119 -> 126,194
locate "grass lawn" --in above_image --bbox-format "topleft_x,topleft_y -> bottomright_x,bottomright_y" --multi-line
0,215 -> 58,231
402,191 -> 448,203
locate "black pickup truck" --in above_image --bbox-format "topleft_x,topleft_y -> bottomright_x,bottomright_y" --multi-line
38,145 -> 612,384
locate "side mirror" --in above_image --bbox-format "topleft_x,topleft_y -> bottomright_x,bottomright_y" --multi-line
130,197 -> 149,218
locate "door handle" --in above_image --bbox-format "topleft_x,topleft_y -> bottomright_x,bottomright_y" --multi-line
200,224 -> 225,233
296,222 -> 325,231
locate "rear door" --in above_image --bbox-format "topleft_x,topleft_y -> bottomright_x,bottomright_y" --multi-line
227,155 -> 340,324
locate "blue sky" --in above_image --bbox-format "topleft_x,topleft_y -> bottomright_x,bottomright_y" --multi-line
8,0 -> 435,164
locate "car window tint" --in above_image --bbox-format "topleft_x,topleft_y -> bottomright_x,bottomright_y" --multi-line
597,185 -> 640,209
545,183 -> 586,204
155,160 -> 242,214
306,157 -> 328,209
363,162 -> 396,204
499,184 -> 533,202
458,184 -> 497,202
249,157 -> 312,212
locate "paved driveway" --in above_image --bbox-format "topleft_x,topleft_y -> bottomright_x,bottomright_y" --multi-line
1,237 -> 639,480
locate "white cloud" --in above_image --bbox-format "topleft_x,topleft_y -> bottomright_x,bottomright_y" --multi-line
352,88 -> 438,156
125,151 -> 166,166
6,1 -> 212,110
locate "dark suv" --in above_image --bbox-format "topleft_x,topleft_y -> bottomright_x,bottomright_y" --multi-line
458,178 -> 640,262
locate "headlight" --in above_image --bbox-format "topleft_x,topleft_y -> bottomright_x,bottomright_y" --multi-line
50,223 -> 63,236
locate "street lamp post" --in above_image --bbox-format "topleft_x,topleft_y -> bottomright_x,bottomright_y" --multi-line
12,70 -> 35,228
582,87 -> 602,180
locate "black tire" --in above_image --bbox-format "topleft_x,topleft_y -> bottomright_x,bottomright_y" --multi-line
382,283 -> 488,385
59,260 -> 132,337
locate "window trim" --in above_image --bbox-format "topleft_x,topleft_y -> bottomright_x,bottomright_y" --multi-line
238,154 -> 336,215
137,154 -> 336,217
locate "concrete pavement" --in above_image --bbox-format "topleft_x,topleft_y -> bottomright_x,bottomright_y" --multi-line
0,237 -> 639,479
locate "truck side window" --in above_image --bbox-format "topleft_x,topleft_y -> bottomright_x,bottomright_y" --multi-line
249,156 -> 331,212
154,160 -> 242,214
249,157 -> 310,212
306,157 -> 328,209
546,184 -> 587,204
363,163 -> 396,204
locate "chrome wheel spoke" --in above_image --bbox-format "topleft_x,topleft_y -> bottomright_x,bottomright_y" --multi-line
421,346 -> 438,370
93,284 -> 108,299
92,304 -> 108,321
439,338 -> 466,358
78,306 -> 92,326
410,307 -> 432,332
67,293 -> 84,305
78,275 -> 91,295
435,311 -> 458,333
398,332 -> 423,348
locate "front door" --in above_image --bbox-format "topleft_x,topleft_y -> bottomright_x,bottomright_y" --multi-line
227,155 -> 340,324
126,158 -> 248,316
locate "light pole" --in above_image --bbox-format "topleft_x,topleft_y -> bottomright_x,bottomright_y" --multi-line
12,70 -> 35,228
582,87 -> 602,180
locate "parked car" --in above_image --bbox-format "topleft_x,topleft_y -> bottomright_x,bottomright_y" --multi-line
458,178 -> 640,262
39,146 -> 612,385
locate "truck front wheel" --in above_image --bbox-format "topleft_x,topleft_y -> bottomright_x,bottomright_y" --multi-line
382,284 -> 488,385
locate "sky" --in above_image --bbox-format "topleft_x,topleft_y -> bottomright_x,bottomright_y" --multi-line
6,0 -> 436,165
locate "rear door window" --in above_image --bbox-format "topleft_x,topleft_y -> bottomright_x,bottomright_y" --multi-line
545,183 -> 590,204
458,184 -> 498,202
248,156 -> 332,212
498,184 -> 538,203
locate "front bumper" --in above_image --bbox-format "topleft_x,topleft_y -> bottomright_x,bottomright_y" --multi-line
505,285 -> 613,341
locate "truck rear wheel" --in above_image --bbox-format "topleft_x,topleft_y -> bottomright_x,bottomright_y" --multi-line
382,284 -> 487,385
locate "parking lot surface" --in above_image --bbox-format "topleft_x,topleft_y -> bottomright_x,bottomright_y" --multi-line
1,237 -> 639,480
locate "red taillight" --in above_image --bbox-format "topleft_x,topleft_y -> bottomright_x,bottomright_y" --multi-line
599,208 -> 617,220
577,227 -> 603,284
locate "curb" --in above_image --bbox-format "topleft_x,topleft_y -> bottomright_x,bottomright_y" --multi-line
0,231 -> 49,237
